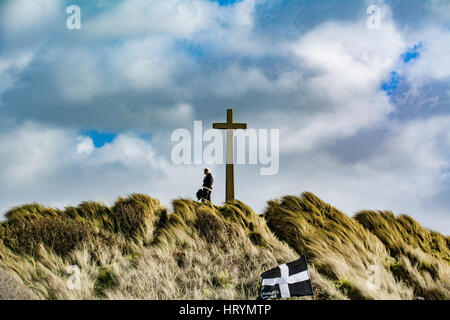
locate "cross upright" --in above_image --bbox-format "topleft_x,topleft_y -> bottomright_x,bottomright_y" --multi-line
213,109 -> 247,202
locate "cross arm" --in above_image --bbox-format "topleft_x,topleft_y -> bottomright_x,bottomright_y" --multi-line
213,123 -> 247,130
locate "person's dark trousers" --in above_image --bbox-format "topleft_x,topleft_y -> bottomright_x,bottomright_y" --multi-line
204,189 -> 211,201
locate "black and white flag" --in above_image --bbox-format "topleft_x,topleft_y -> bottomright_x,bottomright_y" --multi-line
258,255 -> 314,299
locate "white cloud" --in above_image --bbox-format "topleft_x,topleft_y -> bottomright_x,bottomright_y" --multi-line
54,48 -> 107,102
0,50 -> 34,96
429,0 -> 450,20
76,136 -> 94,155
87,0 -> 218,39
404,27 -> 450,90
0,122 -> 68,185
0,121 -> 190,214
110,37 -> 186,91
283,19 -> 405,151
0,0 -> 61,34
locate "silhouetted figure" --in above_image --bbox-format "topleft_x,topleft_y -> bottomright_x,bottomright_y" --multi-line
197,168 -> 214,202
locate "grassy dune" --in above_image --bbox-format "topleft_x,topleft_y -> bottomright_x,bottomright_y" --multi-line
265,193 -> 449,299
0,192 -> 448,300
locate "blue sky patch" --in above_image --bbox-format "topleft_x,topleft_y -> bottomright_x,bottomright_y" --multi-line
402,43 -> 422,63
381,71 -> 400,96
80,130 -> 117,148
211,0 -> 242,6
382,43 -> 423,96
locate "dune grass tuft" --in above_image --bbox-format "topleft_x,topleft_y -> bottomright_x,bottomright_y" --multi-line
264,192 -> 449,299
0,192 -> 448,300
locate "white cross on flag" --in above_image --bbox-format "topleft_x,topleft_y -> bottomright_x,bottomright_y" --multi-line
259,255 -> 314,299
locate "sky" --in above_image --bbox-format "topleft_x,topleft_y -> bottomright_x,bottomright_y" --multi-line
0,0 -> 449,233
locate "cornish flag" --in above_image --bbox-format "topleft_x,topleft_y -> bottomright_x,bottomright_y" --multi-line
259,255 -> 314,299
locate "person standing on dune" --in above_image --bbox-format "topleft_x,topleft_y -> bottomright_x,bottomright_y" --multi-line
197,168 -> 214,203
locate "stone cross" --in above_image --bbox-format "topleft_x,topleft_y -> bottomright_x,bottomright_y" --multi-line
213,109 -> 247,202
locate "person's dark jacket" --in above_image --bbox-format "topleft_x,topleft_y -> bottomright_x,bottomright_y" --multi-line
203,173 -> 214,190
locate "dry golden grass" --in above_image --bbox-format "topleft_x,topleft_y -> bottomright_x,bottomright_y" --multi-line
0,192 -> 448,300
354,210 -> 450,299
0,196 -> 300,300
264,192 -> 449,299
0,267 -> 39,300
